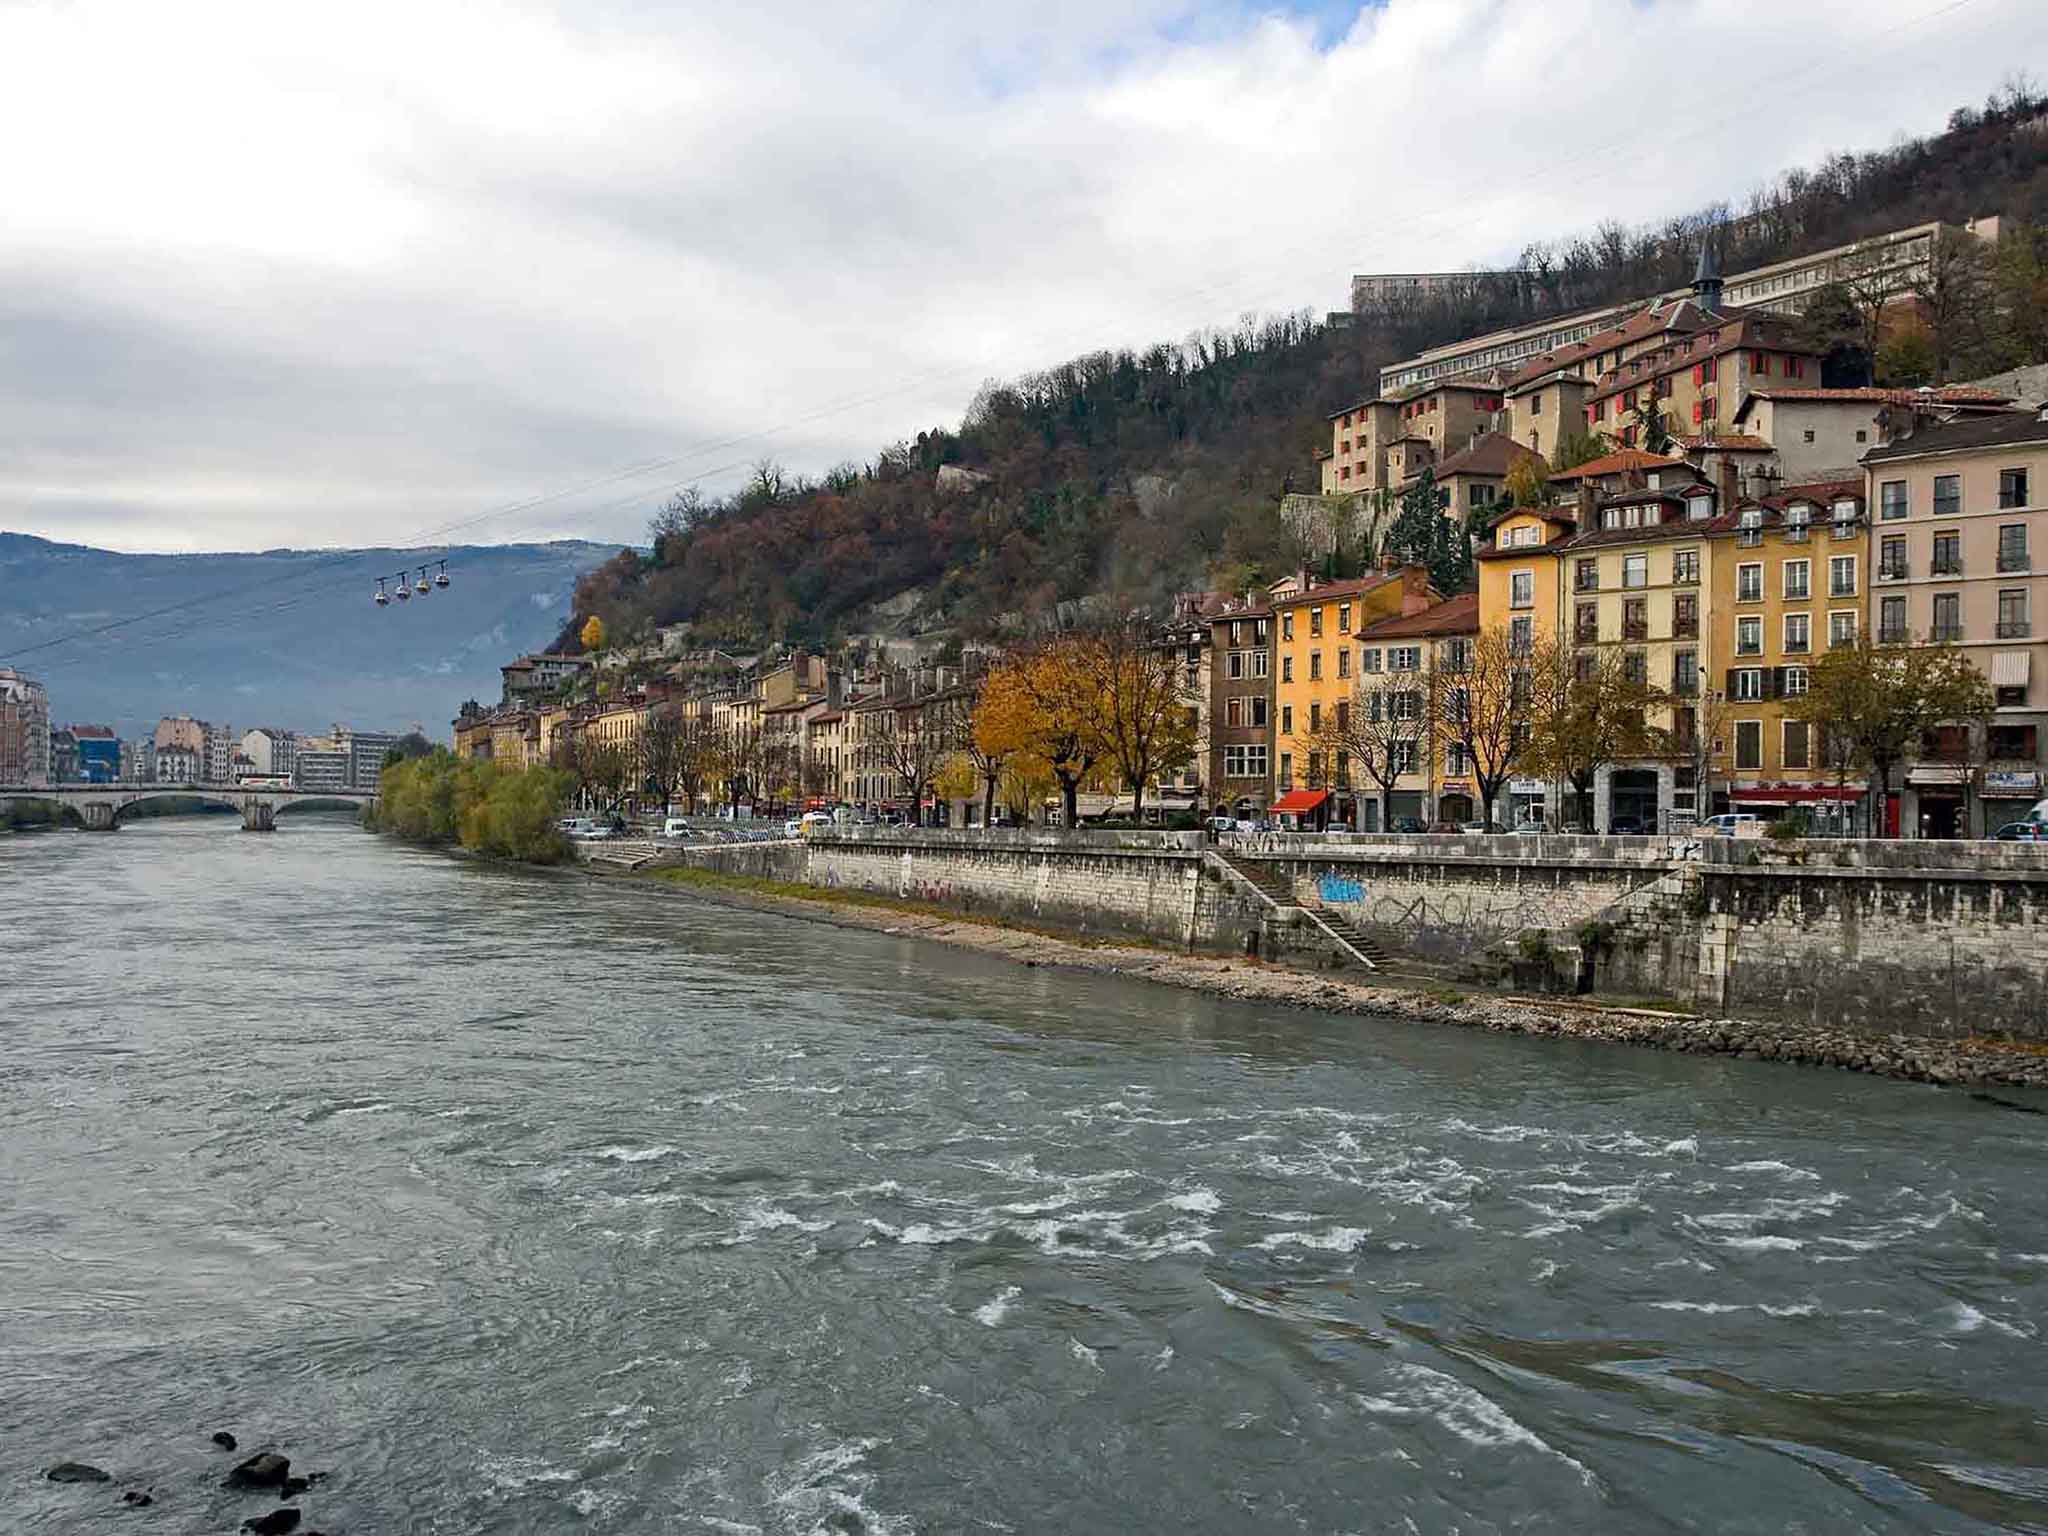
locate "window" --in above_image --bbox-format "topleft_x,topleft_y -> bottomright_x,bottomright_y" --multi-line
1309,701 -> 1321,732
1282,613 -> 1294,641
1574,651 -> 1597,682
1934,474 -> 1961,519
1856,429 -> 1868,443
1251,649 -> 1269,678
1991,725 -> 2038,759
1673,548 -> 1700,585
1734,720 -> 1763,770
1510,570 -> 1534,608
1686,495 -> 1713,523
1391,691 -> 1421,722
1388,646 -> 1421,672
1623,598 -> 1648,641
1783,720 -> 1812,770
1309,607 -> 1324,638
1443,638 -> 1472,673
1879,595 -> 1908,644
1999,524 -> 2030,572
2001,468 -> 2030,509
1803,428 -> 1816,444
1784,613 -> 1810,654
1446,743 -> 1468,776
1999,588 -> 2030,639
1335,701 -> 1350,732
1738,563 -> 1763,601
1225,697 -> 1242,727
1623,651 -> 1648,685
1829,555 -> 1857,597
1224,744 -> 1270,780
1509,617 -> 1533,655
1360,647 -> 1382,673
1784,666 -> 1809,698
1880,480 -> 1907,520
1784,502 -> 1811,538
1879,534 -> 1907,580
1932,532 -> 1961,576
1574,600 -> 1599,643
1673,592 -> 1698,639
1673,649 -> 1698,696
1733,668 -> 1763,701
1281,704 -> 1294,735
1783,559 -> 1810,599
1737,616 -> 1762,655
1334,750 -> 1349,784
1337,648 -> 1351,679
1250,696 -> 1268,728
1623,553 -> 1648,589
1829,610 -> 1859,649
1574,557 -> 1599,592
1281,656 -> 1293,683
1278,752 -> 1292,788
1229,621 -> 1244,646
1227,651 -> 1244,681
1309,651 -> 1322,681
1338,603 -> 1352,634
1390,742 -> 1418,776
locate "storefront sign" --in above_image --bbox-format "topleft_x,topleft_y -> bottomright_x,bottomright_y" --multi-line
1508,778 -> 1545,795
1985,770 -> 2042,794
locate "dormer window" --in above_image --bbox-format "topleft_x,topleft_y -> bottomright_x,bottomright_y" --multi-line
1602,508 -> 1620,530
1740,507 -> 1762,529
1786,503 -> 1811,527
1832,498 -> 1858,523
1687,494 -> 1713,521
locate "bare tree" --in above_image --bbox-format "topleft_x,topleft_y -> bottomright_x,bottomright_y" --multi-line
1311,673 -> 1434,832
1525,647 -> 1672,832
1429,627 -> 1554,829
871,691 -> 968,823
572,735 -> 636,818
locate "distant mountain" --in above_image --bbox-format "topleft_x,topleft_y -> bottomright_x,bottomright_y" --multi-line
0,532 -> 615,740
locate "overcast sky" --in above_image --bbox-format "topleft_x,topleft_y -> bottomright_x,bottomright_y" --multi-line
3,0 -> 2042,556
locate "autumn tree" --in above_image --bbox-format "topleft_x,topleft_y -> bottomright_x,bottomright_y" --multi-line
1311,671 -> 1433,832
975,643 -> 1101,828
570,734 -> 635,817
1524,647 -> 1672,831
964,679 -> 1016,828
715,722 -> 767,816
1786,639 -> 1994,833
1087,621 -> 1198,820
1429,626 -> 1553,829
1503,456 -> 1549,510
580,615 -> 607,652
1910,225 -> 1999,383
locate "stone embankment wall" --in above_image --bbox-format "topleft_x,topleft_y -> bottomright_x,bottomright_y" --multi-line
668,828 -> 2048,1041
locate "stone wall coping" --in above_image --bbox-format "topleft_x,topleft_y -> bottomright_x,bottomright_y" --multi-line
805,827 -> 1203,855
1698,862 -> 2048,886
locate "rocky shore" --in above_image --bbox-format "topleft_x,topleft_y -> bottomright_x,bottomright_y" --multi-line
626,866 -> 2048,1093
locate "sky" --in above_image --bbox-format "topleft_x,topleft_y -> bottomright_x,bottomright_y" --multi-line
2,0 -> 2043,556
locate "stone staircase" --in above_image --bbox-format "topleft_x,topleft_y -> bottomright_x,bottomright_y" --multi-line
1210,851 -> 1382,972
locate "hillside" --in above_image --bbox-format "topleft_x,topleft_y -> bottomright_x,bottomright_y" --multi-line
0,534 -> 611,738
570,86 -> 2048,651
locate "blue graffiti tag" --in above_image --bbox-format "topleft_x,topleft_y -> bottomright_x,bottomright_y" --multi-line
1317,875 -> 1365,904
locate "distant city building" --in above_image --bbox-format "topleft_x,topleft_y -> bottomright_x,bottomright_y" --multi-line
155,715 -> 207,756
69,725 -> 120,783
346,732 -> 398,791
203,721 -> 235,784
0,668 -> 52,786
50,726 -> 79,783
500,652 -> 592,704
238,726 -> 299,779
294,749 -> 350,793
119,736 -> 148,783
155,745 -> 200,783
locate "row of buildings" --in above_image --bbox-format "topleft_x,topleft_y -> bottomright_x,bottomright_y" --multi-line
0,690 -> 402,795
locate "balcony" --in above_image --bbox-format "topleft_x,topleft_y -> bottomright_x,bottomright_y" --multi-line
1877,563 -> 1908,582
1738,529 -> 1763,547
1672,619 -> 1699,640
1830,631 -> 1860,650
1622,621 -> 1649,642
1573,626 -> 1600,646
1931,560 -> 1964,577
1879,625 -> 1909,645
1672,677 -> 1699,699
1830,519 -> 1861,539
1784,637 -> 1810,655
1999,620 -> 2033,639
1930,624 -> 1964,643
1999,552 -> 2032,573
1574,576 -> 1599,593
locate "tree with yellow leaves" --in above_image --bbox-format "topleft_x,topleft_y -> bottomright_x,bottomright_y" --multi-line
580,614 -> 607,652
974,643 -> 1101,827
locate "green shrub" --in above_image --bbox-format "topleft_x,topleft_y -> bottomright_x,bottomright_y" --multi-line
368,751 -> 572,864
1517,931 -> 1554,965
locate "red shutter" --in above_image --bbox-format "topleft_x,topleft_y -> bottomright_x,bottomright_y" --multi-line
1692,400 -> 1704,424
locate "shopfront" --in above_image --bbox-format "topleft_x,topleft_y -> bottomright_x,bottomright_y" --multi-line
1727,783 -> 1869,835
1271,788 -> 1332,831
1507,777 -> 1546,830
1982,768 -> 2044,835
1435,781 -> 1475,827
1905,766 -> 1971,839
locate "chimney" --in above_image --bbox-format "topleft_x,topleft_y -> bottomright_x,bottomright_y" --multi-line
1719,456 -> 1739,513
1577,481 -> 1597,526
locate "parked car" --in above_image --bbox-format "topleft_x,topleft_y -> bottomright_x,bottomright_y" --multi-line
1609,817 -> 1645,836
1994,822 -> 2045,841
1510,821 -> 1546,836
1392,817 -> 1427,834
1206,815 -> 1235,835
661,818 -> 693,839
1701,813 -> 1761,837
800,810 -> 834,828
1426,820 -> 1461,834
1460,821 -> 1490,834
783,818 -> 804,837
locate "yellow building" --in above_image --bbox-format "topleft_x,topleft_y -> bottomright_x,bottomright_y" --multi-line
1345,593 -> 1482,828
1270,565 -> 1436,823
586,693 -> 648,756
1706,481 -> 1869,822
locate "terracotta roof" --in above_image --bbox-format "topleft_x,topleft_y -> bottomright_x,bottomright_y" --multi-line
1359,592 -> 1479,639
1863,409 -> 2048,463
1744,385 -> 2014,407
1503,297 -> 1753,390
1554,505 -> 1740,553
1483,504 -> 1579,531
1549,448 -> 1691,483
1678,433 -> 1772,451
808,710 -> 846,725
1772,477 -> 1863,505
1432,431 -> 1544,480
1268,570 -> 1411,610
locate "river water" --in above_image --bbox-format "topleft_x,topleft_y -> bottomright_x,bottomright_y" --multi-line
5,816 -> 2048,1534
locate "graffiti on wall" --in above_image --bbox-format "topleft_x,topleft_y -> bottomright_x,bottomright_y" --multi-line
1317,874 -> 1365,905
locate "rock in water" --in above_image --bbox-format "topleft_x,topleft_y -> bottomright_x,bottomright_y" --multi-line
212,1431 -> 239,1451
242,1511 -> 302,1535
121,1490 -> 155,1507
225,1452 -> 291,1490
45,1462 -> 112,1483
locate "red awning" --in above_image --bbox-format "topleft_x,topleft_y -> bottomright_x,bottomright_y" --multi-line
1728,786 -> 1865,804
1271,789 -> 1330,814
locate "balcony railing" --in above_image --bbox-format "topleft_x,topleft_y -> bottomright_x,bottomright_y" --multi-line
1999,552 -> 2032,573
1785,525 -> 1810,542
1574,576 -> 1599,593
1672,678 -> 1699,699
1830,583 -> 1858,599
1999,620 -> 2032,638
1738,529 -> 1763,547
1737,586 -> 1763,603
1830,631 -> 1860,649
1931,559 -> 1964,576
1930,624 -> 1964,642
1830,519 -> 1860,539
1879,625 -> 1908,644
1573,627 -> 1599,645
1672,619 -> 1699,640
1622,621 -> 1649,642
1877,563 -> 1908,582
1784,637 -> 1810,654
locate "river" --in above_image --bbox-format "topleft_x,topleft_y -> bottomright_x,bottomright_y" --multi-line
4,815 -> 2047,1533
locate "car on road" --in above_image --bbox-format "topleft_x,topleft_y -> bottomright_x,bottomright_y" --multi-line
783,818 -> 805,837
1460,821 -> 1490,834
562,818 -> 611,840
1510,821 -> 1546,836
1701,813 -> 1761,837
1609,818 -> 1645,836
800,811 -> 834,829
1994,822 -> 2045,841
1392,817 -> 1427,833
661,818 -> 694,839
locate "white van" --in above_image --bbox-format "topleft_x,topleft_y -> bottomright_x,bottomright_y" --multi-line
1701,813 -> 1761,838
661,818 -> 693,839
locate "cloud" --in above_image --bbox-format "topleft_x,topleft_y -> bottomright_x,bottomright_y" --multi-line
0,0 -> 2040,554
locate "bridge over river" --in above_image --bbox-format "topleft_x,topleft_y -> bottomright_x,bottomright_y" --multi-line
0,781 -> 377,832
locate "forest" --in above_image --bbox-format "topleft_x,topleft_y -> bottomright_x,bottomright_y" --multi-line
567,82 -> 2048,653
